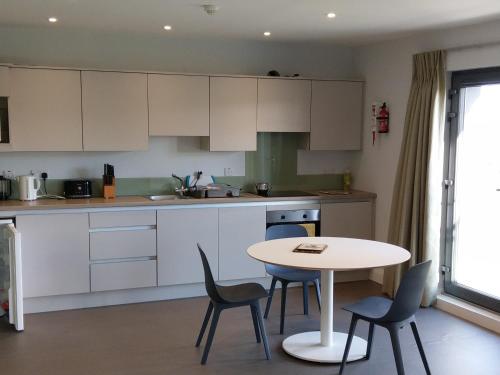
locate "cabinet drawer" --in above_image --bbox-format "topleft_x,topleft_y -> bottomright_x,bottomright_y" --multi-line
90,229 -> 156,260
91,260 -> 157,292
89,210 -> 156,228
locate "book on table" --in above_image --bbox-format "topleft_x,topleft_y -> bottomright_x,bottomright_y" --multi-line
293,243 -> 327,254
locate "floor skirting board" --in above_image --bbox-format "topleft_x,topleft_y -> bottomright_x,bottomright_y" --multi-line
436,294 -> 500,334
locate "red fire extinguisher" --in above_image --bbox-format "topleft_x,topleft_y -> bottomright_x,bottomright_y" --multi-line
377,102 -> 389,133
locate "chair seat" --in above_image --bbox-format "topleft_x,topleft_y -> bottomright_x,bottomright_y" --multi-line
266,264 -> 320,282
343,296 -> 393,320
216,282 -> 268,304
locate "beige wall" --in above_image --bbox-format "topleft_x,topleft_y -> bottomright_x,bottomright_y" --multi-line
353,20 -> 500,282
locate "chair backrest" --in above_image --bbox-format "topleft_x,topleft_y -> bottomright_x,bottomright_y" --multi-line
265,224 -> 308,241
265,225 -> 308,273
197,244 -> 224,303
382,260 -> 432,322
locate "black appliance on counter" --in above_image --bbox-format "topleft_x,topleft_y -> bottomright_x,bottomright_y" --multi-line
63,179 -> 92,199
0,176 -> 12,200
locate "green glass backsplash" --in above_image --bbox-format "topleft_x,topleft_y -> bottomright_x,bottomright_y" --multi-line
8,133 -> 344,198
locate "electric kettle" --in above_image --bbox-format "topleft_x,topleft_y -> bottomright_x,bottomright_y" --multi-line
0,175 -> 12,200
16,175 -> 41,201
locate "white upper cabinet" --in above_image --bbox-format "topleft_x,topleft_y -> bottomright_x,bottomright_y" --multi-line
9,68 -> 83,151
82,71 -> 148,151
148,74 -> 209,136
0,66 -> 9,97
309,80 -> 363,150
209,76 -> 257,151
257,78 -> 311,132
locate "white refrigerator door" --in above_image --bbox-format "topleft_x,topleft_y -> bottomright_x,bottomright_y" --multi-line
6,223 -> 23,331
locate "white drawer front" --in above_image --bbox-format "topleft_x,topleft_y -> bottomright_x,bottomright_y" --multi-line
90,229 -> 156,260
89,210 -> 156,228
91,260 -> 157,292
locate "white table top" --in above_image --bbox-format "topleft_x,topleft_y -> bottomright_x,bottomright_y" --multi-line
247,237 -> 410,271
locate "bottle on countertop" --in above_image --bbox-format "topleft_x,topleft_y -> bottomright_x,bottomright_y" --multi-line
343,170 -> 352,194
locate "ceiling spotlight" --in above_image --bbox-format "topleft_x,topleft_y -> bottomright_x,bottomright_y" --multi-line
263,31 -> 271,37
327,12 -> 336,19
48,17 -> 58,23
163,25 -> 172,31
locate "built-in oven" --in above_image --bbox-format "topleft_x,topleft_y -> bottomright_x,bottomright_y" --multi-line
266,207 -> 320,237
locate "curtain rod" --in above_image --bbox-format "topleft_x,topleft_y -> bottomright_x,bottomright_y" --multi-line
446,40 -> 500,52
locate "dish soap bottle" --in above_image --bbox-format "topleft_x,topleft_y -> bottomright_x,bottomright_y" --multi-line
343,170 -> 352,194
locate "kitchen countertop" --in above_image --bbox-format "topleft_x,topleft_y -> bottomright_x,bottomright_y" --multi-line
0,190 -> 376,212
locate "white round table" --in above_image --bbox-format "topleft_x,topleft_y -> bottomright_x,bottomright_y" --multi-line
247,237 -> 410,363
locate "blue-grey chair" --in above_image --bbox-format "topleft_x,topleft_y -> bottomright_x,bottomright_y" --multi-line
339,260 -> 432,375
195,244 -> 271,365
264,224 -> 321,334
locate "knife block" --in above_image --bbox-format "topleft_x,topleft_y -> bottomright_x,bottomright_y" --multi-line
103,177 -> 116,199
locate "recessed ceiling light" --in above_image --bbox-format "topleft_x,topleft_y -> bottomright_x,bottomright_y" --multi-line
48,17 -> 58,23
163,25 -> 172,31
263,31 -> 271,37
327,12 -> 336,19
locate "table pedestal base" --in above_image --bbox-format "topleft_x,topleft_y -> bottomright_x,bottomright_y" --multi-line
282,331 -> 367,363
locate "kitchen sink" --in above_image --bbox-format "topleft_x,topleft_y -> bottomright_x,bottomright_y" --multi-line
148,195 -> 190,201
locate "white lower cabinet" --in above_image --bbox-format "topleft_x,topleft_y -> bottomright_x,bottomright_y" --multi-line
321,201 -> 373,239
90,229 -> 156,260
17,213 -> 90,298
91,260 -> 157,292
218,206 -> 266,280
157,208 -> 219,286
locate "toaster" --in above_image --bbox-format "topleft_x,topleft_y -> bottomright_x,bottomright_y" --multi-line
63,179 -> 92,199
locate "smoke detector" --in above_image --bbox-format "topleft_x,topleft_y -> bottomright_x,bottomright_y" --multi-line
202,4 -> 219,15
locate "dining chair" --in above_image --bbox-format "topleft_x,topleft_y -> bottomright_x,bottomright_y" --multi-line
264,224 -> 321,334
195,244 -> 271,364
339,260 -> 432,375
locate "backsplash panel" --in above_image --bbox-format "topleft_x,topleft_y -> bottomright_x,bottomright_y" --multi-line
4,134 -> 349,198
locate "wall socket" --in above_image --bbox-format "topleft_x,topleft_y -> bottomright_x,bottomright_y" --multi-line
224,167 -> 233,176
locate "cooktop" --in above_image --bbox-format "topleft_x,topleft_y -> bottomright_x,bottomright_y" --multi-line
258,190 -> 317,198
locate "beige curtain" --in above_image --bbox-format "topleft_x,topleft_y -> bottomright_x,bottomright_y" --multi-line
383,50 -> 447,306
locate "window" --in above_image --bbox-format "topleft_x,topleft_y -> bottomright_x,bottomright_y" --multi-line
444,67 -> 500,312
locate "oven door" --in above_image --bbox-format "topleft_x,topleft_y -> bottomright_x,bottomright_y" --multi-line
266,209 -> 320,237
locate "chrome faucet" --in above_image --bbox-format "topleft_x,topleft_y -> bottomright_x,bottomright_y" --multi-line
172,174 -> 188,195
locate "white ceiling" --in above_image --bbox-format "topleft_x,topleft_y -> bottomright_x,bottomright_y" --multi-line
1,0 -> 500,44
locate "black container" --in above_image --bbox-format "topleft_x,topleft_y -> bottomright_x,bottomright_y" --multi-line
0,175 -> 12,200
63,179 -> 92,199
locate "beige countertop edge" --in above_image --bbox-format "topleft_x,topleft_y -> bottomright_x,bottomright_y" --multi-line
0,190 -> 376,213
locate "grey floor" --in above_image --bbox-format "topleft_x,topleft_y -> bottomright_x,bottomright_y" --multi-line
1,281 -> 499,375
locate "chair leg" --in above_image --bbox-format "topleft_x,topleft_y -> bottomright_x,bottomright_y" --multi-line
201,305 -> 222,365
250,305 -> 261,343
254,302 -> 271,360
195,302 -> 213,347
388,326 -> 405,375
313,278 -> 321,311
302,281 -> 309,315
280,281 -> 289,334
339,315 -> 358,375
365,322 -> 375,360
264,277 -> 277,319
410,321 -> 431,375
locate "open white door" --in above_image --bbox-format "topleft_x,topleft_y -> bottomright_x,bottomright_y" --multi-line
5,223 -> 23,331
